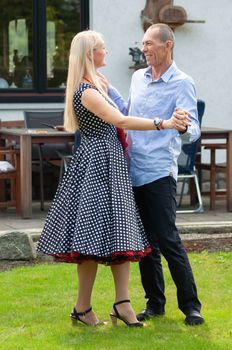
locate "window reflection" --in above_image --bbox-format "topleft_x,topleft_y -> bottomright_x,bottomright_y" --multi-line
47,0 -> 81,88
10,19 -> 33,89
0,0 -> 84,92
0,1 -> 33,89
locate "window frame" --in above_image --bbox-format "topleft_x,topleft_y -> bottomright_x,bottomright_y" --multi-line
0,0 -> 89,103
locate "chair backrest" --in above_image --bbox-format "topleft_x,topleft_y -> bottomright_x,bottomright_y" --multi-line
24,110 -> 64,128
24,110 -> 68,160
196,100 -> 205,124
178,99 -> 205,174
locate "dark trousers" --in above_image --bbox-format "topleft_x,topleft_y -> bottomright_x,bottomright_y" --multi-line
133,176 -> 201,314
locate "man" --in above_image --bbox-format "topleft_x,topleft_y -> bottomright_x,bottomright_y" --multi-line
108,23 -> 204,325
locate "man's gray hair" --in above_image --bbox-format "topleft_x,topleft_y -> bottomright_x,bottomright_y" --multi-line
148,23 -> 175,44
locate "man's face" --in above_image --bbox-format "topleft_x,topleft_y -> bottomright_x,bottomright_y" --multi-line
142,28 -> 171,67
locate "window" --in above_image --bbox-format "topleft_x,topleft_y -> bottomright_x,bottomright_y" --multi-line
0,0 -> 89,102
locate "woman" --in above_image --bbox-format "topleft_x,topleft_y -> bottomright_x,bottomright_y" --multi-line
37,30 -> 190,327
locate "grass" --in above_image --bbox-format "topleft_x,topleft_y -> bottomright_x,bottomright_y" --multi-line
0,251 -> 232,350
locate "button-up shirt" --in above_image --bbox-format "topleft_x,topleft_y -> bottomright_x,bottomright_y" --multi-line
108,62 -> 200,186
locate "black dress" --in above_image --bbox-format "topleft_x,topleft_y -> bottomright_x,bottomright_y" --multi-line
37,83 -> 151,264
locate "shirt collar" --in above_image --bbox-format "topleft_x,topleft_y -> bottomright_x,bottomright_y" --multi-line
144,61 -> 177,83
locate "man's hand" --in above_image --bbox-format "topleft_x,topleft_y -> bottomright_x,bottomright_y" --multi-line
163,108 -> 191,131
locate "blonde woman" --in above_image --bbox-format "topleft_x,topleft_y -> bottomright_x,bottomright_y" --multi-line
37,30 -> 190,327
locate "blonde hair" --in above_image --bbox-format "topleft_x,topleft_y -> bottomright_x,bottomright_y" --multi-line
64,30 -> 108,132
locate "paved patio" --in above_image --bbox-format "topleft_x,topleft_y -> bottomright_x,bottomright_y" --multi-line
0,196 -> 231,234
0,197 -> 231,270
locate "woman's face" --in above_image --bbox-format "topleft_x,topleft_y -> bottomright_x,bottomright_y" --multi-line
93,40 -> 107,68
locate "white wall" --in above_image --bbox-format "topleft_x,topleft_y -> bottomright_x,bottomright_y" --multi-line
90,0 -> 144,99
1,0 -> 231,131
0,103 -> 64,121
91,0 -> 232,129
174,0 -> 232,129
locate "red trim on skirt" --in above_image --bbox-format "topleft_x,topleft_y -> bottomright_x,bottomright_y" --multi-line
50,247 -> 152,265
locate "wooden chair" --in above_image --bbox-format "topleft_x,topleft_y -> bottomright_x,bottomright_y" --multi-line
0,148 -> 21,215
197,143 -> 226,210
1,120 -> 24,128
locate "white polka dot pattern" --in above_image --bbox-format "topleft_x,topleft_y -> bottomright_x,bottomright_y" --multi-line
37,83 -> 151,264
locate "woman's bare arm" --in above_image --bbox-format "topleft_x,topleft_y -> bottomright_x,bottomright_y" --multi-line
81,88 -> 190,131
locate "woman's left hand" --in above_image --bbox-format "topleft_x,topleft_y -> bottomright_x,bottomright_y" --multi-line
96,71 -> 109,93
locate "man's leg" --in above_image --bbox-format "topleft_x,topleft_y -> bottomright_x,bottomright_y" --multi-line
139,247 -> 166,312
134,185 -> 166,319
135,177 -> 203,323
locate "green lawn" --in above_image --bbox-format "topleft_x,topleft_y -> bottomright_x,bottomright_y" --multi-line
0,251 -> 231,350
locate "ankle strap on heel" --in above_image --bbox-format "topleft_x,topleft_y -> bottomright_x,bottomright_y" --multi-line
113,300 -> 130,316
72,306 -> 92,317
113,299 -> 130,307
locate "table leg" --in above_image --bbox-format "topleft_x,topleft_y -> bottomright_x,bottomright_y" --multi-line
227,132 -> 232,211
210,149 -> 216,210
20,134 -> 32,218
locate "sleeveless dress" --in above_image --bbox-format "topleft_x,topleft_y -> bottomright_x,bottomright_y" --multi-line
37,83 -> 151,264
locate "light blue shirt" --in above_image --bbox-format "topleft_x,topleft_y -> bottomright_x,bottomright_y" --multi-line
108,62 -> 200,187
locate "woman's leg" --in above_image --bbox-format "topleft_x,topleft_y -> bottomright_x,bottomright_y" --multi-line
74,260 -> 99,325
110,262 -> 138,323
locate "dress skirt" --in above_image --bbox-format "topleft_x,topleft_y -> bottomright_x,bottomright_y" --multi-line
37,83 -> 151,264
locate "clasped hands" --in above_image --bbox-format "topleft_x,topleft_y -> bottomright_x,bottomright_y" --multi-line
96,71 -> 191,133
164,108 -> 191,132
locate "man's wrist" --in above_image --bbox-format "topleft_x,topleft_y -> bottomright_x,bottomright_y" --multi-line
160,119 -> 165,129
153,117 -> 162,130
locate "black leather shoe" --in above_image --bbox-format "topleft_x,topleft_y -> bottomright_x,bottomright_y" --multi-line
137,307 -> 165,321
185,310 -> 204,325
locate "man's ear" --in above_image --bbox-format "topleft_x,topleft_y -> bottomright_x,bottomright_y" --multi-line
166,40 -> 173,50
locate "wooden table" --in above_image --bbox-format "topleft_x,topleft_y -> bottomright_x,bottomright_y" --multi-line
0,128 -> 74,218
201,127 -> 232,212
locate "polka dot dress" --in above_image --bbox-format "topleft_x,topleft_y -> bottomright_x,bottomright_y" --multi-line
37,83 -> 151,264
